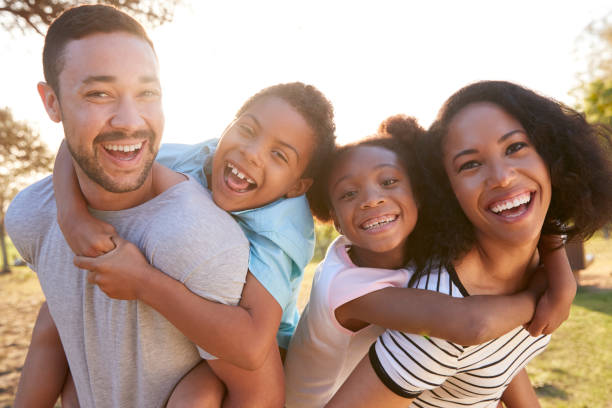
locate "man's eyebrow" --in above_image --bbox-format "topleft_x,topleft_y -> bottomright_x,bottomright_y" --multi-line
82,75 -> 116,84
82,75 -> 159,84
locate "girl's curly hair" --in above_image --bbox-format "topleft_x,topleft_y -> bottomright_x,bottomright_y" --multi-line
413,80 -> 612,275
308,114 -> 426,229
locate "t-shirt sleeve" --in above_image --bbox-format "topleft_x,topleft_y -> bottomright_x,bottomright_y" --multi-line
370,330 -> 461,398
5,177 -> 55,269
328,266 -> 411,313
156,141 -> 216,188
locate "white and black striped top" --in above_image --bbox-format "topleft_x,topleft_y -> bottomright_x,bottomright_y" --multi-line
370,264 -> 550,408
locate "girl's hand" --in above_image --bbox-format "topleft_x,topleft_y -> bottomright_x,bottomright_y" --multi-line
526,289 -> 572,336
60,214 -> 117,257
73,236 -> 151,300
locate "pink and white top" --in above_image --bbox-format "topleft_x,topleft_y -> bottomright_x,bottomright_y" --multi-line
284,236 -> 412,408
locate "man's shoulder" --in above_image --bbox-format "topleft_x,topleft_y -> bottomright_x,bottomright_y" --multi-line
6,176 -> 55,227
147,175 -> 247,248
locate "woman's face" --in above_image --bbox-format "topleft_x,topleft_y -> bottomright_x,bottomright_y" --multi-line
443,102 -> 551,246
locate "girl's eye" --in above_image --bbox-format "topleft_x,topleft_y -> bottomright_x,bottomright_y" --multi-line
340,190 -> 357,200
458,160 -> 480,172
382,178 -> 398,187
273,150 -> 289,163
506,142 -> 527,155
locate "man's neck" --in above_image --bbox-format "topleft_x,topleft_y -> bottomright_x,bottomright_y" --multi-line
77,165 -> 158,212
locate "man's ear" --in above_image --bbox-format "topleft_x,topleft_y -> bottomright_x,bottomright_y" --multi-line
37,82 -> 62,123
285,177 -> 314,198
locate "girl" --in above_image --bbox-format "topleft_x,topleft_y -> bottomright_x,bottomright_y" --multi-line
284,114 -> 574,407
327,81 -> 612,407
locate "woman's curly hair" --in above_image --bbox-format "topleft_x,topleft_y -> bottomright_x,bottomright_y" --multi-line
413,80 -> 612,275
308,114 -> 426,231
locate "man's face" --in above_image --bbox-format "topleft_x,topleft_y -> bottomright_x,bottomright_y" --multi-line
54,32 -> 164,193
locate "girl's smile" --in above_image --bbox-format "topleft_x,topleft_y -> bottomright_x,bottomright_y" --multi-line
328,145 -> 418,269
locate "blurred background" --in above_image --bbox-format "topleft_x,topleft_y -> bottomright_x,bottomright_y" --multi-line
1,1 -> 612,406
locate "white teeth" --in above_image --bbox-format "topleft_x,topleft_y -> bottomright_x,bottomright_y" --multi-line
362,215 -> 397,230
491,193 -> 531,213
227,163 -> 256,184
104,142 -> 143,152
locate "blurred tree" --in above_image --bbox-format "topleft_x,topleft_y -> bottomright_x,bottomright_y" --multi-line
574,11 -> 612,107
583,79 -> 612,127
0,107 -> 53,273
0,0 -> 182,35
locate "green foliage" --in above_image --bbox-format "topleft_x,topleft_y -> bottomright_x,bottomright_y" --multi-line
0,0 -> 183,35
0,107 -> 54,215
312,221 -> 338,263
583,79 -> 612,127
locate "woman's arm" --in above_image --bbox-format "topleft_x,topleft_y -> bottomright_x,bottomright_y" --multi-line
53,141 -> 116,257
526,235 -> 576,336
335,284 -> 540,346
14,303 -> 69,408
74,237 -> 282,370
500,368 -> 540,407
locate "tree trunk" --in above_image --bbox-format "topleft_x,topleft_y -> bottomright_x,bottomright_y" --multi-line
0,216 -> 10,274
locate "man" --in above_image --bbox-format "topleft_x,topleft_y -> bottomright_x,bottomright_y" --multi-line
6,5 -> 249,406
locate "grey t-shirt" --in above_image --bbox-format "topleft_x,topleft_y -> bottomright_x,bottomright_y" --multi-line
6,175 -> 249,408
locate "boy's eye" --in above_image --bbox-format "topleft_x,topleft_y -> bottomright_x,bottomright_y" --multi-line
238,124 -> 255,137
458,160 -> 480,172
273,150 -> 289,163
340,190 -> 357,200
506,142 -> 527,155
382,178 -> 398,187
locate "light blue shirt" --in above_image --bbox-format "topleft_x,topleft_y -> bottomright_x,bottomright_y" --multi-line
156,140 -> 315,348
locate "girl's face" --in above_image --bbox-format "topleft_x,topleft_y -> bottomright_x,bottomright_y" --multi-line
328,145 -> 418,266
443,102 -> 551,247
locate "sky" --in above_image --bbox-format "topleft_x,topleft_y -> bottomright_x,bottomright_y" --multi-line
1,0 -> 611,153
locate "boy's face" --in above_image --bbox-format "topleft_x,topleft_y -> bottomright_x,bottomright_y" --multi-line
210,96 -> 315,212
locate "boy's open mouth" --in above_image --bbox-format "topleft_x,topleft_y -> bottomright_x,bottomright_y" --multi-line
102,142 -> 144,161
488,191 -> 533,218
224,162 -> 257,193
360,214 -> 398,231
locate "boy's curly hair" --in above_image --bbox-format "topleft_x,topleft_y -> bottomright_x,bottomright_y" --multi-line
308,114 -> 426,228
414,80 -> 612,274
236,82 -> 336,197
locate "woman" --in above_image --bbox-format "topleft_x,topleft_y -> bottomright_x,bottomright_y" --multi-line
327,80 -> 612,407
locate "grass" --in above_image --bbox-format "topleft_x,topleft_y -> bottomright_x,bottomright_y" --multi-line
529,288 -> 612,407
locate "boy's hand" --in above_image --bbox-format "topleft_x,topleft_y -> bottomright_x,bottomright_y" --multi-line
73,236 -> 150,300
526,290 -> 572,337
60,215 -> 117,257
